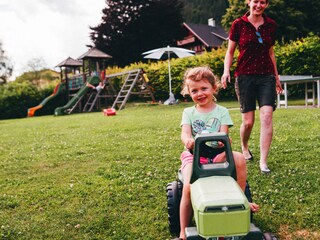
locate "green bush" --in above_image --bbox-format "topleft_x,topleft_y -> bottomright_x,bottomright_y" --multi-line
275,34 -> 320,76
111,35 -> 320,101
275,34 -> 320,98
0,82 -> 56,120
107,47 -> 238,102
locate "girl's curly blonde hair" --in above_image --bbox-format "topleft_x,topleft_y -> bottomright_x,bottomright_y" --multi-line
180,66 -> 221,97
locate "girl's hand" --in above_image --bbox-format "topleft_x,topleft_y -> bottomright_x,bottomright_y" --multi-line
217,141 -> 225,147
249,202 -> 260,213
185,138 -> 195,150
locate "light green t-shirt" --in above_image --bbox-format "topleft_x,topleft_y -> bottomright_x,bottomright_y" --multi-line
181,104 -> 233,137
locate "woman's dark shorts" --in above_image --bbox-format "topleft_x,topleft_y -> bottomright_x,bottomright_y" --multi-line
235,75 -> 277,113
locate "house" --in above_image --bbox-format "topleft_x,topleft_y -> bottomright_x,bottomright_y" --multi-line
177,18 -> 228,54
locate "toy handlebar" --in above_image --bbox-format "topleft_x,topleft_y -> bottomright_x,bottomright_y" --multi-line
190,132 -> 237,184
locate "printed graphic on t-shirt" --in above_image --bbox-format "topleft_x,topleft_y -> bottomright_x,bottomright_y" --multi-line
192,117 -> 221,135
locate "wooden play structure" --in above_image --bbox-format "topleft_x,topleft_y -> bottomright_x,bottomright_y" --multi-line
54,49 -> 115,115
28,47 -> 156,117
53,48 -> 155,116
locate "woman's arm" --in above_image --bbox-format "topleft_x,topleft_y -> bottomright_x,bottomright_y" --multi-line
269,46 -> 283,94
221,39 -> 237,89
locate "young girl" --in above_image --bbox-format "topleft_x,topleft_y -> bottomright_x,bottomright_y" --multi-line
177,66 -> 259,240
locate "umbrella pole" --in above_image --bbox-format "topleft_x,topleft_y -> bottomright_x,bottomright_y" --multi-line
168,52 -> 172,95
142,46 -> 195,105
164,51 -> 176,105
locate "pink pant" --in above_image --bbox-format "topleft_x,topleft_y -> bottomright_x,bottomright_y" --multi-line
180,151 -> 220,172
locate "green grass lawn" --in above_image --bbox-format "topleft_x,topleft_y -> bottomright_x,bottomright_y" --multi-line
0,102 -> 319,239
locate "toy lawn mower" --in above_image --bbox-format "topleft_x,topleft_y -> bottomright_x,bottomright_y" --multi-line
166,132 -> 276,240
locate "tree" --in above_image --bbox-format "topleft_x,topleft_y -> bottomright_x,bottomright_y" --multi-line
0,41 -> 13,84
267,0 -> 320,41
15,57 -> 47,86
26,57 -> 47,81
222,0 -> 320,42
89,0 -> 185,67
182,0 -> 229,25
221,0 -> 247,29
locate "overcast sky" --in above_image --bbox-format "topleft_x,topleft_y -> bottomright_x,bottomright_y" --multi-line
0,0 -> 106,79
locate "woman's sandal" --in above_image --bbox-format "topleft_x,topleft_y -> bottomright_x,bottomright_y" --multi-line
245,150 -> 254,161
261,166 -> 271,174
263,232 -> 278,240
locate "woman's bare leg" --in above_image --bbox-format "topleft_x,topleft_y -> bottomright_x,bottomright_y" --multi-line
240,111 -> 255,159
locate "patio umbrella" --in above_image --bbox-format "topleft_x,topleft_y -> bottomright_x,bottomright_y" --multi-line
142,46 -> 195,105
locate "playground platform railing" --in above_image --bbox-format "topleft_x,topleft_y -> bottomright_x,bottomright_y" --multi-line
68,74 -> 84,90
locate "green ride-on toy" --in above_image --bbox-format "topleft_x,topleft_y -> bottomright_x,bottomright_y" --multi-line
166,132 -> 276,240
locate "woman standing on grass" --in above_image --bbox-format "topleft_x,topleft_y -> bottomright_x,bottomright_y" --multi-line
221,0 -> 283,174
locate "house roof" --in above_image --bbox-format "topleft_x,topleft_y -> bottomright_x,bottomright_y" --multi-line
183,22 -> 228,48
56,57 -> 82,67
78,47 -> 112,60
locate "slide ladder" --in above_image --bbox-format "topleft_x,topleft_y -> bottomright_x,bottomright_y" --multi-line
83,90 -> 102,112
83,80 -> 117,112
111,69 -> 155,110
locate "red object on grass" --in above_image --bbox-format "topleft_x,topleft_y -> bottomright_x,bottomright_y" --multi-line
103,108 -> 116,116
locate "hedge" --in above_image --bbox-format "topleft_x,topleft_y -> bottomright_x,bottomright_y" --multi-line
0,82 -> 63,120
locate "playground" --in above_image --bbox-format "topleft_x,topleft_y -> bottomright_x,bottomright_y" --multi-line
1,103 -> 319,239
27,48 -> 155,117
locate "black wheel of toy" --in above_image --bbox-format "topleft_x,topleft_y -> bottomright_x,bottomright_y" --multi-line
166,180 -> 183,236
